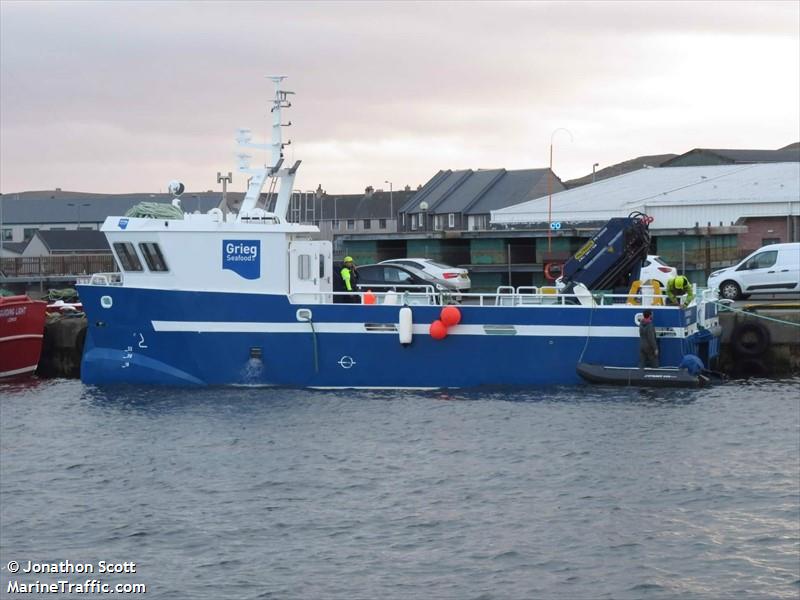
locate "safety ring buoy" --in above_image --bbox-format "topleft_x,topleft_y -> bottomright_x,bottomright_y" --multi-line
731,321 -> 770,357
544,263 -> 562,281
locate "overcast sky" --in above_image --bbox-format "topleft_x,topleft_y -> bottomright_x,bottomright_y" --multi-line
1,1 -> 798,195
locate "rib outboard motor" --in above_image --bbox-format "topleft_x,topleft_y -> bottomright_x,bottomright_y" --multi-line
560,212 -> 652,294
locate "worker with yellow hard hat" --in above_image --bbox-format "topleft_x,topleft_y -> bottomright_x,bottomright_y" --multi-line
339,256 -> 360,304
666,275 -> 695,307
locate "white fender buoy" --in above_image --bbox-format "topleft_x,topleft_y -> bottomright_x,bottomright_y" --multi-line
399,307 -> 413,345
384,290 -> 398,305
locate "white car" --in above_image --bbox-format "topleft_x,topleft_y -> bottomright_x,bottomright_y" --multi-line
707,242 -> 800,300
379,258 -> 471,291
639,255 -> 677,288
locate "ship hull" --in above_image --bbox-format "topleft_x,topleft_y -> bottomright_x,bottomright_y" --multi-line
78,286 -> 716,388
0,296 -> 48,380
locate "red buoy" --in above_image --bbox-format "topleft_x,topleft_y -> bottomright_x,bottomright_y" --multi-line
363,290 -> 377,305
440,305 -> 461,327
429,319 -> 448,340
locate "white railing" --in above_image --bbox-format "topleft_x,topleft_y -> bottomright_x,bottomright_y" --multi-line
76,272 -> 124,286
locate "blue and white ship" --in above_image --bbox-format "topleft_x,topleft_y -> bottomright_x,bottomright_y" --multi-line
78,78 -> 721,388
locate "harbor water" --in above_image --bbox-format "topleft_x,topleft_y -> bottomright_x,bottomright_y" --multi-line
1,379 -> 798,599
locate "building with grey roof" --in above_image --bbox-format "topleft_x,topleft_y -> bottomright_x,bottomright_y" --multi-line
661,146 -> 799,167
0,189 -> 231,248
398,168 -> 564,232
22,230 -> 111,257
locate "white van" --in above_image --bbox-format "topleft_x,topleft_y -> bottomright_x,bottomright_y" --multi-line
707,242 -> 800,300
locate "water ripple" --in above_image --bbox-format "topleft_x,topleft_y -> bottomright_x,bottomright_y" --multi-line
1,378 -> 798,599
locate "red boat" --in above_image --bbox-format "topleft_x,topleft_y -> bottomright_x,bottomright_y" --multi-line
0,295 -> 48,380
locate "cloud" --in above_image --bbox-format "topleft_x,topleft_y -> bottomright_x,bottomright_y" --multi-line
1,1 -> 798,193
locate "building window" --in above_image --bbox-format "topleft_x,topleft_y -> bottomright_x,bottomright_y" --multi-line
347,219 -> 355,230
23,228 -> 37,240
379,219 -> 387,229
49,227 -> 66,231
418,213 -> 424,228
138,242 -> 169,272
332,220 -> 340,230
434,215 -> 443,231
313,220 -> 319,227
1,229 -> 12,241
448,213 -> 455,228
411,215 -> 417,231
401,213 -> 406,227
762,238 -> 780,246
363,219 -> 371,229
113,242 -> 144,272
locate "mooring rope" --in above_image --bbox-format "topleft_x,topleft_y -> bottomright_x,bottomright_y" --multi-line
711,300 -> 800,328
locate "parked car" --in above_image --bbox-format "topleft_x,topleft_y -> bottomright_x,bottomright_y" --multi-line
357,263 -> 462,303
707,242 -> 800,300
379,258 -> 471,291
639,255 -> 677,288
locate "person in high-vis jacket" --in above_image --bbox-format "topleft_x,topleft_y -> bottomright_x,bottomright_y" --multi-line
338,256 -> 359,304
666,275 -> 695,307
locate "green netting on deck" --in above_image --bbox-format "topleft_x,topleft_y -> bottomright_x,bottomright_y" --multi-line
125,202 -> 185,219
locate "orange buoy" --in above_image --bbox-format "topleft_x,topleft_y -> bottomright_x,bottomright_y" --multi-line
440,305 -> 461,327
429,319 -> 447,340
363,290 -> 377,305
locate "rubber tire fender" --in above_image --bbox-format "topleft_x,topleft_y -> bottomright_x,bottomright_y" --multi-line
731,321 -> 771,357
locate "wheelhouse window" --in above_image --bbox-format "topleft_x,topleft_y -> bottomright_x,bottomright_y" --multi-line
113,242 -> 143,272
139,242 -> 169,272
298,254 -> 312,280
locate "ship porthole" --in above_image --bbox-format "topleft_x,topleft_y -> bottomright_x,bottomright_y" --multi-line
101,296 -> 113,309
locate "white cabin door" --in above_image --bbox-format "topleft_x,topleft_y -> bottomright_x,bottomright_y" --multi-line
289,240 -> 332,303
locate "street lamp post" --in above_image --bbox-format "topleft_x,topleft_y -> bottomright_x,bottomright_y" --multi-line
547,128 -> 573,252
592,163 -> 599,183
67,202 -> 91,229
384,180 -> 393,219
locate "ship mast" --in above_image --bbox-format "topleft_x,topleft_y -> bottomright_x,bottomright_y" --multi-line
236,76 -> 301,220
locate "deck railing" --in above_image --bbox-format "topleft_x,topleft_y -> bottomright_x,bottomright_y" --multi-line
1,254 -> 117,279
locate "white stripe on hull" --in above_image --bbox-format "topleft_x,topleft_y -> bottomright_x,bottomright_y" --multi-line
0,334 -> 44,343
151,320 -> 679,338
0,364 -> 37,378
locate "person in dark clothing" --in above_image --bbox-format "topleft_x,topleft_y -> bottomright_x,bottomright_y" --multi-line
639,309 -> 659,368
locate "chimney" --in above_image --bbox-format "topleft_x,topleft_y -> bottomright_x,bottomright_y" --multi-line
365,185 -> 374,198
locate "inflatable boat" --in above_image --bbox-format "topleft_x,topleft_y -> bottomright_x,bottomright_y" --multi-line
576,363 -> 708,388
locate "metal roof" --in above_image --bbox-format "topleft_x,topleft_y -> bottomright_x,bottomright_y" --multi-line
400,168 -> 563,215
491,163 -> 800,229
0,191 -> 229,225
36,229 -> 111,252
661,147 -> 800,166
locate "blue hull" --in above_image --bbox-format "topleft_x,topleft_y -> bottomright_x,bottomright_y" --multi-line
78,286 -> 711,387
